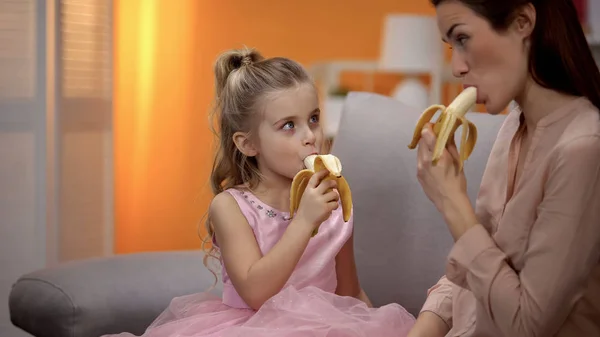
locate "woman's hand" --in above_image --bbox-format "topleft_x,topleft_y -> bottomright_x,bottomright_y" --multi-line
416,124 -> 478,240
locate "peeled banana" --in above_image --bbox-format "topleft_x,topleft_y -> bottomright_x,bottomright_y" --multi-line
289,154 -> 352,236
407,86 -> 478,171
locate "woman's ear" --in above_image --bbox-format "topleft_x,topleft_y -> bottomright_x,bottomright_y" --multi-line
233,131 -> 258,157
513,3 -> 536,40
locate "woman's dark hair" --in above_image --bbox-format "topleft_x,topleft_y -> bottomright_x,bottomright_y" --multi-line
431,0 -> 600,111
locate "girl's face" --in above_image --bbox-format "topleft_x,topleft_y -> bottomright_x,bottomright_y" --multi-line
435,1 -> 532,114
253,82 -> 323,181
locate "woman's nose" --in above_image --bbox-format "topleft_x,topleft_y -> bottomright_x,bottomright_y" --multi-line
451,51 -> 469,78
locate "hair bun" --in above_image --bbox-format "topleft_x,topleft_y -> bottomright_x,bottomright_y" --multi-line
213,48 -> 264,97
241,55 -> 253,66
234,49 -> 262,68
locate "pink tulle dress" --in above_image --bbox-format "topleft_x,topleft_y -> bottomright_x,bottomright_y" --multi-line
102,188 -> 416,336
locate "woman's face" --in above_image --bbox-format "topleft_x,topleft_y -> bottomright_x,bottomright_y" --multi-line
435,1 -> 532,114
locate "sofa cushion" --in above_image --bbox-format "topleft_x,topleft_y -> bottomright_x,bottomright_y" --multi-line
9,250 -> 220,337
331,92 -> 506,316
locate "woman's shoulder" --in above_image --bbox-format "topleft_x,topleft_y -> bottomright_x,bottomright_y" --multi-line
552,98 -> 599,152
561,97 -> 600,138
549,98 -> 600,167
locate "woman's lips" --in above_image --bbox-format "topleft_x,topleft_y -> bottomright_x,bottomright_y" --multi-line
463,84 -> 483,104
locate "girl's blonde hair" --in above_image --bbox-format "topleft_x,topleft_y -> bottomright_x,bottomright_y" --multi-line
200,47 -> 313,282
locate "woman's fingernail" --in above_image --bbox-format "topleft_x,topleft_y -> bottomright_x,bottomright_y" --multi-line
422,128 -> 432,140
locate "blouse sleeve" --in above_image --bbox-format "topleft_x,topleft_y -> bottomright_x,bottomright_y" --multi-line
420,275 -> 454,329
445,135 -> 600,337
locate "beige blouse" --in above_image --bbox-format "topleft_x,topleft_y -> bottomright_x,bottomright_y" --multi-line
421,97 -> 600,337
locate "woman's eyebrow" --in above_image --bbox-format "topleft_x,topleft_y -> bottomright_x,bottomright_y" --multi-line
443,23 -> 465,42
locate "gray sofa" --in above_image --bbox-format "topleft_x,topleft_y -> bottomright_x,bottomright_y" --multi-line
9,92 -> 506,337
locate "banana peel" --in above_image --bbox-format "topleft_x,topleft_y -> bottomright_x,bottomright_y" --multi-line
408,86 -> 478,171
289,154 -> 352,237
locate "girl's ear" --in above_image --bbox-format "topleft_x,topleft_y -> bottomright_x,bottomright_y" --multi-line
232,131 -> 258,157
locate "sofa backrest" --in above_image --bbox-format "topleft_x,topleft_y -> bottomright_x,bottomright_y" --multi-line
330,92 -> 506,316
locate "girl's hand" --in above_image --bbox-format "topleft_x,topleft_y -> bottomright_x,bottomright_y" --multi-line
416,124 -> 477,240
296,169 -> 339,229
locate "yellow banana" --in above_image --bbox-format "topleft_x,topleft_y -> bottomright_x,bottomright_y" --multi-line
407,86 -> 478,171
289,154 -> 352,237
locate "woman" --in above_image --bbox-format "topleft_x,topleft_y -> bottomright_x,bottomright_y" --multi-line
410,1 -> 600,336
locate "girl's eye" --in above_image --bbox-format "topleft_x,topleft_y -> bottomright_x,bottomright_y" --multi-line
282,121 -> 294,130
310,115 -> 319,123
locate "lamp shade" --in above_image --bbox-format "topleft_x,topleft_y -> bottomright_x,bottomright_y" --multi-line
379,14 -> 442,73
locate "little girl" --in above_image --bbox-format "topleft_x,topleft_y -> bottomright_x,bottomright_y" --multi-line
104,48 -> 416,336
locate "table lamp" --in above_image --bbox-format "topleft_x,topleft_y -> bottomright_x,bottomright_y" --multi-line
379,14 -> 443,110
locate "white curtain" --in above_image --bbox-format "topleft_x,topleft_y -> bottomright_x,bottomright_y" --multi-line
57,0 -> 114,262
0,1 -> 113,334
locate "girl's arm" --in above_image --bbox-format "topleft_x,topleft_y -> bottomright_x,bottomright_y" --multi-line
334,229 -> 373,307
210,191 -> 315,310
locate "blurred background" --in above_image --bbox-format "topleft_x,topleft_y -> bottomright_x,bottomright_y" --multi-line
0,0 -> 597,335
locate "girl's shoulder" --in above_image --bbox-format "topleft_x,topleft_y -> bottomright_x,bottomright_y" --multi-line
210,186 -> 280,224
221,186 -> 260,211
207,187 -> 259,241
209,187 -> 249,216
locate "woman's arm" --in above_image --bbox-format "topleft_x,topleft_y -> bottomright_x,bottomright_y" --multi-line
334,228 -> 373,307
210,191 -> 315,310
407,275 -> 453,337
444,136 -> 600,337
408,312 -> 451,337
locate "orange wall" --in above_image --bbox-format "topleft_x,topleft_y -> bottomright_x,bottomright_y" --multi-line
114,0 -> 436,253
114,0 -> 210,252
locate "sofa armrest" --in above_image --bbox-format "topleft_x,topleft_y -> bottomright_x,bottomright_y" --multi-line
9,250 -> 221,337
